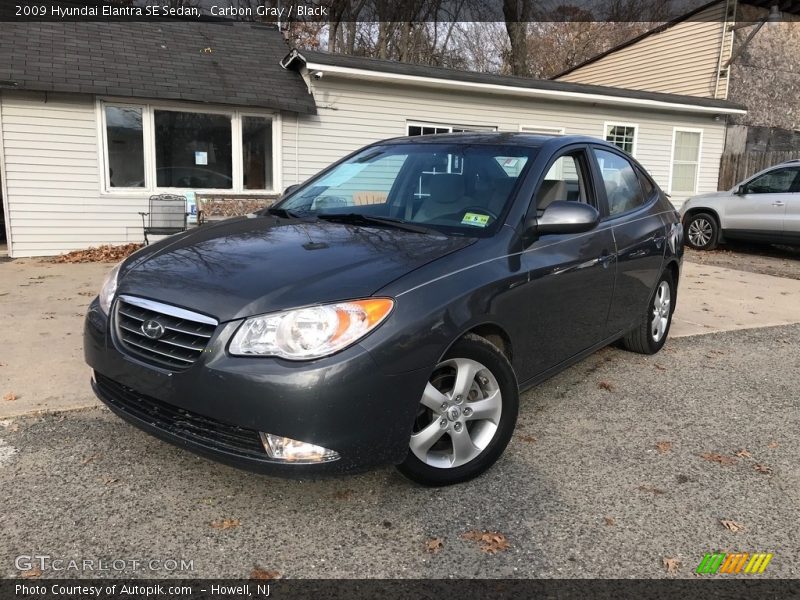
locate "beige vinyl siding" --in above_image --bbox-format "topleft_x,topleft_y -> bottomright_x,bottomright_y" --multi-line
284,76 -> 725,207
557,2 -> 733,99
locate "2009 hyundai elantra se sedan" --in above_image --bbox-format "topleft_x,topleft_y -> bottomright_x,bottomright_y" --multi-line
85,133 -> 683,486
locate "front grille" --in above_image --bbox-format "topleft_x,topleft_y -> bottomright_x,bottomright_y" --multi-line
94,373 -> 266,459
113,295 -> 217,371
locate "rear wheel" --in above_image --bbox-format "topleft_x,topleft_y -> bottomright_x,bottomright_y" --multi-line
621,270 -> 675,355
396,334 -> 518,486
685,212 -> 719,250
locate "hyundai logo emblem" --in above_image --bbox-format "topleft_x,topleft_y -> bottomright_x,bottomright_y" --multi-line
141,319 -> 165,340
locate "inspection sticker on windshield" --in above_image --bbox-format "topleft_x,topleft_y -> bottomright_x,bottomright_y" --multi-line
462,212 -> 490,227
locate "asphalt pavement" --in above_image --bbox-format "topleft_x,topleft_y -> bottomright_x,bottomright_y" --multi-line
1,324 -> 798,579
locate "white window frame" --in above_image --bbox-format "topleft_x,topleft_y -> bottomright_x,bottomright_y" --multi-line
406,121 -> 497,135
667,126 -> 704,195
603,121 -> 638,156
519,125 -> 565,135
97,98 -> 281,195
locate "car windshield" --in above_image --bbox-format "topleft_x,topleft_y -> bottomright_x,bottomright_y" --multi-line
276,143 -> 538,235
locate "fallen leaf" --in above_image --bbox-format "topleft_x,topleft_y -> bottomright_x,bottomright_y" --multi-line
426,537 -> 444,553
663,557 -> 680,574
656,441 -> 672,454
603,517 -> 615,526
720,520 -> 743,532
21,566 -> 42,578
754,464 -> 772,474
638,485 -> 665,495
103,477 -> 119,485
333,489 -> 353,500
597,381 -> 615,391
735,449 -> 752,459
461,531 -> 510,554
3,392 -> 18,402
82,454 -> 99,465
654,364 -> 667,371
249,568 -> 281,581
518,434 -> 537,444
768,441 -> 779,449
211,518 -> 241,530
700,452 -> 737,466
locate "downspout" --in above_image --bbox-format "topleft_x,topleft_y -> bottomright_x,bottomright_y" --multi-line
295,112 -> 299,185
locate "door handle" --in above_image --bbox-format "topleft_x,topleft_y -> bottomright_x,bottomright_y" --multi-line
773,201 -> 785,207
653,235 -> 666,248
598,252 -> 614,268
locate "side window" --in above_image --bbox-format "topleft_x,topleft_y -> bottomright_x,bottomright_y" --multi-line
742,168 -> 799,194
637,167 -> 656,198
594,149 -> 645,216
535,153 -> 588,212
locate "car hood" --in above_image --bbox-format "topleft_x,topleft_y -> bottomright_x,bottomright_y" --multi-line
117,215 -> 475,322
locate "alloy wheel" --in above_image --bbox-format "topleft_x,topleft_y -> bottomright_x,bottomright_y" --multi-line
409,358 -> 502,469
651,281 -> 671,342
688,217 -> 713,247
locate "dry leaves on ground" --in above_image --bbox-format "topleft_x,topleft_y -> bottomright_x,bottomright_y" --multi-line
663,557 -> 680,574
655,441 -> 672,454
700,452 -> 737,466
597,381 -> 615,392
21,566 -> 42,578
754,464 -> 773,474
461,531 -> 510,554
426,538 -> 444,554
250,568 -> 281,581
211,518 -> 241,530
518,434 -> 537,444
3,392 -> 18,402
721,520 -> 744,533
81,454 -> 98,465
603,517 -> 616,526
332,489 -> 353,500
768,441 -> 779,449
654,364 -> 667,371
735,449 -> 752,458
51,243 -> 143,263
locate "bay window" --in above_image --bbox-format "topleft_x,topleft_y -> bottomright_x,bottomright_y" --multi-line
100,101 -> 278,193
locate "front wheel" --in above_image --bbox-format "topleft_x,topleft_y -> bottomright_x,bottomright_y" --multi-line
620,270 -> 675,355
685,212 -> 718,250
396,334 -> 518,486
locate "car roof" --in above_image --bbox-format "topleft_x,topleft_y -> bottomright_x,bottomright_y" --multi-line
376,132 -> 613,149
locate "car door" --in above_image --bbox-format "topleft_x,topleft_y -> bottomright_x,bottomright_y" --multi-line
780,168 -> 800,243
590,147 -> 666,338
724,167 -> 798,238
516,146 -> 616,380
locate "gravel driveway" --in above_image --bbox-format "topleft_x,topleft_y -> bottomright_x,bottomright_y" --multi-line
2,324 -> 797,579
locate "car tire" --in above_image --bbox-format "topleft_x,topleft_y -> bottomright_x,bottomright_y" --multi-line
620,270 -> 675,355
684,212 -> 719,250
396,334 -> 519,486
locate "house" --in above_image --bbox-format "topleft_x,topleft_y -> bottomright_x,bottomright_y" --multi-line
0,19 -> 746,257
555,0 -> 800,189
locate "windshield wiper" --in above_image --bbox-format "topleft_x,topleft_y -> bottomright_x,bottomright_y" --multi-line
316,213 -> 439,235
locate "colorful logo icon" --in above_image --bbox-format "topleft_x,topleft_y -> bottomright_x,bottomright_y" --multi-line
696,552 -> 773,574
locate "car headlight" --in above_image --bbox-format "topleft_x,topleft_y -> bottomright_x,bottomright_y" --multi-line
98,261 -> 122,314
229,298 -> 394,360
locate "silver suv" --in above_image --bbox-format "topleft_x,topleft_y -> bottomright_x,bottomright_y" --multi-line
680,159 -> 800,250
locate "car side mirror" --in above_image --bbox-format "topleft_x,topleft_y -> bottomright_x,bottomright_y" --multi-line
283,184 -> 300,197
734,185 -> 746,195
529,201 -> 600,238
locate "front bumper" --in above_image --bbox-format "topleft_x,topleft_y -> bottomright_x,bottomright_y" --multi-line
84,300 -> 431,477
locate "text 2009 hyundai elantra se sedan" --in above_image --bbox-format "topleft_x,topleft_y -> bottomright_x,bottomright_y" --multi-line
85,133 -> 683,486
